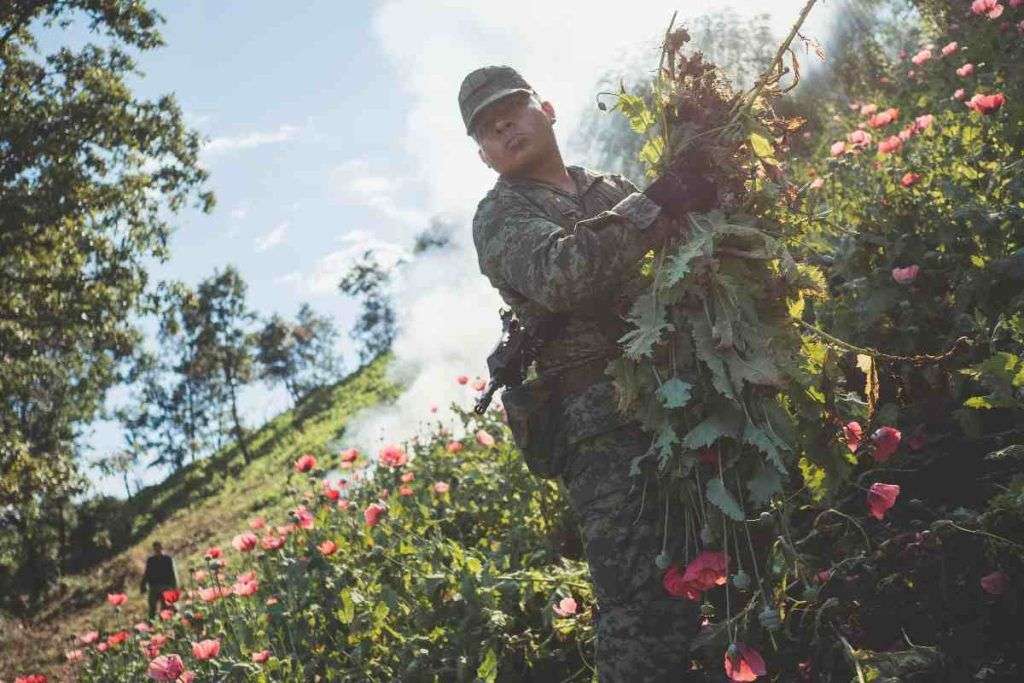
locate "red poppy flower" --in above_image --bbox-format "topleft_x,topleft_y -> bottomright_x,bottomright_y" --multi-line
471,377 -> 487,391
261,535 -> 285,551
662,565 -> 702,600
79,630 -> 100,645
204,546 -> 222,560
871,426 -> 902,461
682,550 -> 729,591
900,172 -> 921,188
867,482 -> 900,520
232,532 -> 258,553
339,448 -> 359,463
318,540 -> 338,556
107,630 -> 129,647
106,593 -> 127,607
724,642 -> 767,681
398,485 -> 414,496
980,570 -> 1009,596
878,135 -> 903,154
446,441 -> 464,453
14,676 -> 47,683
293,453 -> 317,472
161,588 -> 180,604
233,577 -> 259,597
843,421 -> 863,453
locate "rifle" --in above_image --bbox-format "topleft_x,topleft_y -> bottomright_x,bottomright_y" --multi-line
473,307 -> 561,415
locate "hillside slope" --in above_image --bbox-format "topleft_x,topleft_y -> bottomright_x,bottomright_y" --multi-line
1,354 -> 400,678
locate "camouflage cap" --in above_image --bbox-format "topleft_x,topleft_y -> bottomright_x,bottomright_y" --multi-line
458,65 -> 535,136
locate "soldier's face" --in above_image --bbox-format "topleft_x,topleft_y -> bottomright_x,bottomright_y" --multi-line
473,92 -> 558,176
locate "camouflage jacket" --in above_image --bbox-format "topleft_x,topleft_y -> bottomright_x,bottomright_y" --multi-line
472,164 -> 667,449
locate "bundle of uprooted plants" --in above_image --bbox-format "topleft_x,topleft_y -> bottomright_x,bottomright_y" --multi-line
600,1 -> 834,675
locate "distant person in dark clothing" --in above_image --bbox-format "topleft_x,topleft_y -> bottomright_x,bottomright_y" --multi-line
140,541 -> 177,620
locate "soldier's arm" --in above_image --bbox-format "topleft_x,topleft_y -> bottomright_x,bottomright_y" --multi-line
473,188 -> 673,313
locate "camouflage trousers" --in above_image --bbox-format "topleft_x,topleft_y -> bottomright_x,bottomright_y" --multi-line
560,421 -> 702,683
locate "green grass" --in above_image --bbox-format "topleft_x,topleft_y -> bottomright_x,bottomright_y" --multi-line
1,353 -> 400,679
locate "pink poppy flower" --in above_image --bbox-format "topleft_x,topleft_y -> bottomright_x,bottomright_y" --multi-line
552,596 -> 578,617
724,642 -> 768,681
337,499 -> 351,511
980,570 -> 1009,595
662,564 -> 702,600
135,621 -> 153,633
910,49 -> 931,65
106,593 -> 127,607
192,638 -> 220,660
318,540 -> 338,556
847,129 -> 873,148
159,609 -> 174,620
900,172 -> 921,188
682,550 -> 729,591
378,443 -> 408,468
914,114 -> 934,131
79,630 -> 100,645
475,429 -> 495,447
871,426 -> 902,461
868,107 -> 899,128
398,485 -> 413,496
446,440 -> 464,453
471,377 -> 487,391
233,577 -> 259,596
966,92 -> 1006,115
953,88 -> 966,101
293,453 -> 317,472
892,265 -> 919,285
867,482 -> 900,520
433,481 -> 451,494
400,471 -> 415,483
878,135 -> 903,155
252,650 -> 271,663
65,649 -> 85,663
941,41 -> 958,56
232,532 -> 258,553
364,502 -> 386,527
971,0 -> 1004,19
248,517 -> 265,530
180,673 -> 196,683
147,654 -> 185,681
148,634 -> 169,649
96,642 -> 108,652
956,63 -> 975,77
429,403 -> 438,413
261,535 -> 285,551
843,421 -> 863,452
829,141 -> 846,157
340,448 -> 359,463
293,505 -> 315,530
456,374 -> 469,385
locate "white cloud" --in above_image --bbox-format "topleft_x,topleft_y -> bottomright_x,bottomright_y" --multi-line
279,229 -> 411,297
203,124 -> 301,156
254,221 -> 289,252
328,157 -> 428,229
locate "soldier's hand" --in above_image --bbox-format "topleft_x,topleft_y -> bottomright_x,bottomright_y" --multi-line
642,147 -> 718,219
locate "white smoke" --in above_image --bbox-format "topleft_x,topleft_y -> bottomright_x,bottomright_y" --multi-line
339,1 -> 834,456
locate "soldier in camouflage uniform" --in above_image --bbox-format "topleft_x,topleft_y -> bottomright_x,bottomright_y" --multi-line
460,66 -> 718,682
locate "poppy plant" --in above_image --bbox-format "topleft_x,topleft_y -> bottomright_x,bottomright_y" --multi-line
966,92 -> 1006,115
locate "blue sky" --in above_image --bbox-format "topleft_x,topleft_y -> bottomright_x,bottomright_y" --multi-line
51,0 -> 833,498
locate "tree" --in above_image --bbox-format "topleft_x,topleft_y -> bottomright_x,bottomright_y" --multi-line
338,250 -> 400,367
187,267 -> 258,463
93,449 -> 140,500
0,0 -> 212,603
